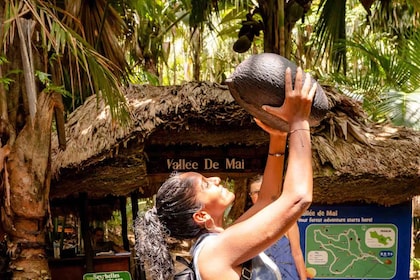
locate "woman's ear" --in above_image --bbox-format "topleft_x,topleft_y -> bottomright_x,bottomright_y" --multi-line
193,210 -> 209,225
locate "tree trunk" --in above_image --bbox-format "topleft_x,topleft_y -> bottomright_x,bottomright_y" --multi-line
2,92 -> 57,279
191,26 -> 202,81
259,0 -> 308,58
259,0 -> 282,54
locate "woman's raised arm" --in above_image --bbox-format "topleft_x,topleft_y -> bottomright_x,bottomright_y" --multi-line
197,67 -> 316,279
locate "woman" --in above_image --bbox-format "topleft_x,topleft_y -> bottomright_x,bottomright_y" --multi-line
135,67 -> 316,280
248,175 -> 307,280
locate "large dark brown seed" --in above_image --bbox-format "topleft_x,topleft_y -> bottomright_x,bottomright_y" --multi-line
225,53 -> 330,131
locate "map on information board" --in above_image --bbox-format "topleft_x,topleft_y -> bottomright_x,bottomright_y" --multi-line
305,224 -> 397,279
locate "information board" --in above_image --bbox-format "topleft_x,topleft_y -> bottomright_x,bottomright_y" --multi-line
298,202 -> 411,279
83,271 -> 131,280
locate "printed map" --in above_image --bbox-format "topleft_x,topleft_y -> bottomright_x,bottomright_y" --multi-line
305,224 -> 397,279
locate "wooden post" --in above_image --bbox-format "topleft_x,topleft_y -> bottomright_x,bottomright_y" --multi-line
131,191 -> 139,221
79,192 -> 94,272
119,196 -> 129,251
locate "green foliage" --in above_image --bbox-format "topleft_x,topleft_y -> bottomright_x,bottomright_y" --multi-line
108,198 -> 155,227
1,0 -> 131,123
36,71 -> 72,97
332,28 -> 420,128
370,90 -> 420,129
309,0 -> 420,129
412,257 -> 420,271
127,0 -> 420,129
127,0 -> 190,82
312,0 -> 347,73
0,56 -> 21,91
222,178 -> 236,226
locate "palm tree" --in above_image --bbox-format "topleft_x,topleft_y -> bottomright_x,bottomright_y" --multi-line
312,0 -> 420,128
196,0 -> 312,57
329,28 -> 420,127
0,0 -> 131,278
201,0 -> 420,129
127,0 -> 190,84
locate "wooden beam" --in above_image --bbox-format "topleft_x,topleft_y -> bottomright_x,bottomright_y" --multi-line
119,196 -> 129,251
79,192 -> 94,272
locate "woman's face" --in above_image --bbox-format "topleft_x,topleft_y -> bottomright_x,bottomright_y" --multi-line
182,172 -> 235,216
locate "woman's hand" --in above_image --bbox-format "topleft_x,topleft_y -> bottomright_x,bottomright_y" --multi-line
262,67 -> 316,126
254,118 -> 287,158
254,118 -> 287,138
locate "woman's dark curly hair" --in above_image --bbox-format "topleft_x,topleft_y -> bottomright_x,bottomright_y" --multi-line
134,173 -> 207,280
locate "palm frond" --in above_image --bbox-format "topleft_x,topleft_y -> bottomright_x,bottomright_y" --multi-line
59,0 -> 129,77
2,0 -> 130,122
313,0 -> 347,73
369,90 -> 420,129
370,0 -> 420,35
397,28 -> 420,91
331,27 -> 420,129
189,0 -> 249,27
65,27 -> 129,121
331,65 -> 385,102
344,31 -> 420,92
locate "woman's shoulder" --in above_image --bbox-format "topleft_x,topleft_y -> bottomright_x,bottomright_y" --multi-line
192,233 -> 218,253
192,233 -> 220,280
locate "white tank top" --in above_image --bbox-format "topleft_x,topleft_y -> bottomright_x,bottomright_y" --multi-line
192,234 -> 282,280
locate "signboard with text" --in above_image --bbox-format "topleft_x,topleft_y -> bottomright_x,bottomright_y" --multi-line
145,145 -> 268,174
166,157 -> 246,171
83,271 -> 131,280
298,202 -> 411,279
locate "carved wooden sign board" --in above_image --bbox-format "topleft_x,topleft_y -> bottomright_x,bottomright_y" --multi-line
145,144 -> 268,175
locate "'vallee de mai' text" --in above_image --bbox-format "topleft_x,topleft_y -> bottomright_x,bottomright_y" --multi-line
167,158 -> 245,171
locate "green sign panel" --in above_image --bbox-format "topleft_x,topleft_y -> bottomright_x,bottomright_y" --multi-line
83,271 -> 131,280
305,224 -> 397,279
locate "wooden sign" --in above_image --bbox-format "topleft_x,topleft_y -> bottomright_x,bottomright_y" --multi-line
83,271 -> 131,280
145,144 -> 268,174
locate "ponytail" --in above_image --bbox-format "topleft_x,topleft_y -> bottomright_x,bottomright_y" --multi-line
135,207 -> 174,280
134,173 -> 206,279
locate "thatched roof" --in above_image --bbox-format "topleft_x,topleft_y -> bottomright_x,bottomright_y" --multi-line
50,82 -> 420,206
